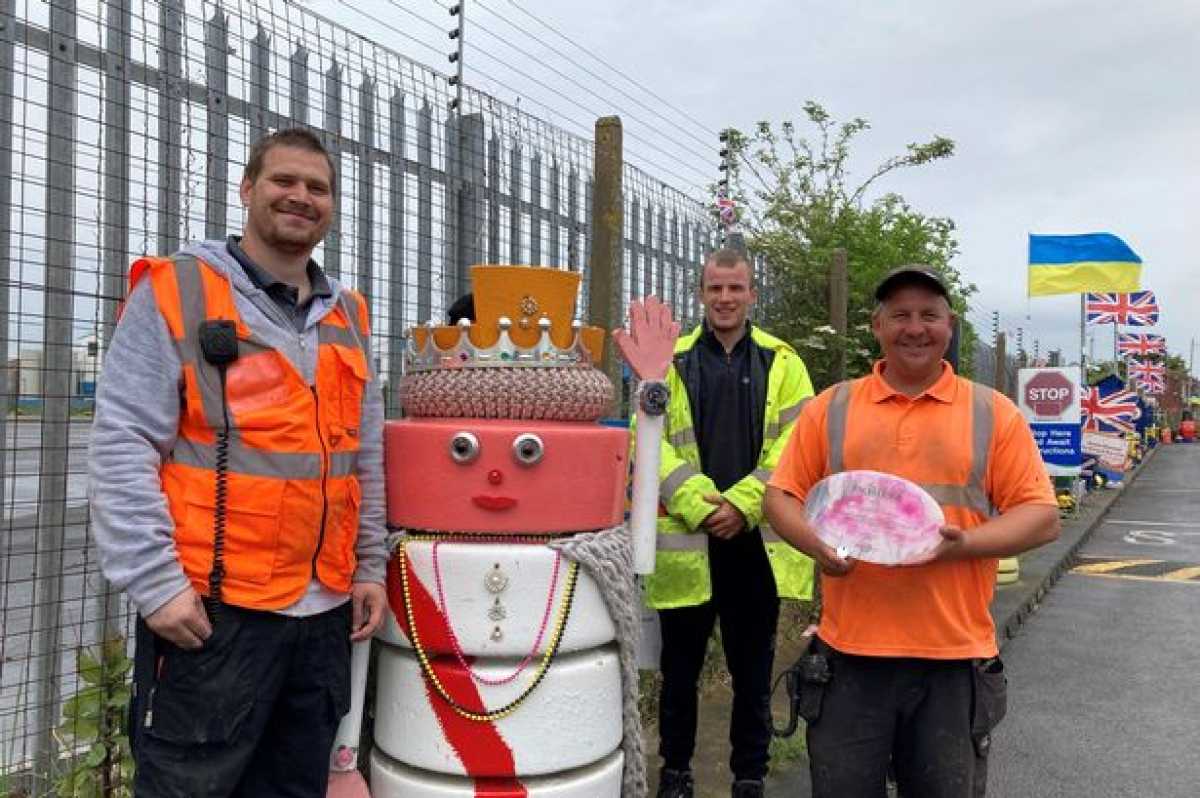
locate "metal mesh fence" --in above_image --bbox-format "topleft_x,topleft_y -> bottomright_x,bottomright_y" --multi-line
971,338 -> 1019,399
0,0 -> 720,787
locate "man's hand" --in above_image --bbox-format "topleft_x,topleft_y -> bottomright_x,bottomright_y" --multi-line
701,494 -> 747,539
144,587 -> 212,650
812,541 -> 855,577
350,582 -> 387,641
913,525 -> 968,565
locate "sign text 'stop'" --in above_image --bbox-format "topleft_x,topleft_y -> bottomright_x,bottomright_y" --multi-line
1025,371 -> 1075,416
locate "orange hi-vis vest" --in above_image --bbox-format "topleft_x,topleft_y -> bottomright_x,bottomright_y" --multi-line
129,254 -> 372,610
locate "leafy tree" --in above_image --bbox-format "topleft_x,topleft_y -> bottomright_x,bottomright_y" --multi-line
724,101 -> 977,389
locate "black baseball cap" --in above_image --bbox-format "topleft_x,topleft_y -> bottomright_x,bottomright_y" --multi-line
874,265 -> 950,302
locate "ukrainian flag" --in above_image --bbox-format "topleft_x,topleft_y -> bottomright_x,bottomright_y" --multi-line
1028,233 -> 1142,296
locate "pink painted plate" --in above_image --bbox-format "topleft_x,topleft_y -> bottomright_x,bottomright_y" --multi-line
805,470 -> 945,565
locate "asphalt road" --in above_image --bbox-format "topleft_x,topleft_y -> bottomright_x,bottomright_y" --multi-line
0,417 -> 91,523
989,442 -> 1200,798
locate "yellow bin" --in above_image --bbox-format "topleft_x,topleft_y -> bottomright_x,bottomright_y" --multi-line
996,557 -> 1020,585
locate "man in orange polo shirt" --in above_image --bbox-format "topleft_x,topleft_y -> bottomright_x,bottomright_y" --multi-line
764,265 -> 1060,797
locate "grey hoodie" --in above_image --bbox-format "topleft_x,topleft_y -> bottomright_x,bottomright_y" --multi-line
88,240 -> 388,617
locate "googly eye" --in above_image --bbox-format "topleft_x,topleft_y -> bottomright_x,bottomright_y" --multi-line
512,433 -> 544,466
449,431 -> 480,464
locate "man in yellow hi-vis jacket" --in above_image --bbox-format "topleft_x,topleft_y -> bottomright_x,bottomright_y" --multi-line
648,248 -> 815,798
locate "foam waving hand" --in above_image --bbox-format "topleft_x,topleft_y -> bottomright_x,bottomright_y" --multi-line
613,296 -> 680,381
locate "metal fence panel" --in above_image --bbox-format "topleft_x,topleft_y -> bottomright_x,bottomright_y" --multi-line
0,0 -> 718,786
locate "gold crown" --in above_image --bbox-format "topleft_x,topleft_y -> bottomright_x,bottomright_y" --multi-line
405,265 -> 606,372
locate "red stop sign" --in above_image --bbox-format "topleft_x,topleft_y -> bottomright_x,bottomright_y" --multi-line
1025,372 -> 1074,416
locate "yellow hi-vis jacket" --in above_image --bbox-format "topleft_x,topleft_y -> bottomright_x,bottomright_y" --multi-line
643,324 -> 816,609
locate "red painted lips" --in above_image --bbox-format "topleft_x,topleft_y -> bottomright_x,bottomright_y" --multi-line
472,495 -> 517,511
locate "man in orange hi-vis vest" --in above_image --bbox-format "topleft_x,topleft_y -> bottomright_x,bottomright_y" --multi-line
89,128 -> 387,797
764,266 -> 1061,798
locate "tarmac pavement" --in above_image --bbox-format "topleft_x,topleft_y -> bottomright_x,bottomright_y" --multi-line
989,442 -> 1200,798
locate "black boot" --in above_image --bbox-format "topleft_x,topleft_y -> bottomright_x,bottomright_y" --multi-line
731,779 -> 765,798
657,768 -> 695,798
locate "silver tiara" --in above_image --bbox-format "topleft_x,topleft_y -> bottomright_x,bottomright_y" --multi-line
405,316 -> 599,372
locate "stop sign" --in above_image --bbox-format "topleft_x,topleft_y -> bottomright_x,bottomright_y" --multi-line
1025,372 -> 1074,416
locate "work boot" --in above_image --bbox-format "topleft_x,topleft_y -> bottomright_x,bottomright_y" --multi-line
657,768 -> 694,798
731,779 -> 765,798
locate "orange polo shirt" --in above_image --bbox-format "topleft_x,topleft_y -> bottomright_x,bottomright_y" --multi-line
770,361 -> 1055,659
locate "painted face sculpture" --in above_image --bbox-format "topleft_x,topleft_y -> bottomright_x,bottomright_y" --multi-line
371,266 -> 639,798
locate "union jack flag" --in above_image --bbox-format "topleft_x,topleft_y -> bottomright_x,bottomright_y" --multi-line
1135,373 -> 1166,394
1085,291 -> 1159,326
715,194 -> 737,227
1128,360 -> 1165,381
1081,384 -> 1142,434
1117,332 -> 1166,357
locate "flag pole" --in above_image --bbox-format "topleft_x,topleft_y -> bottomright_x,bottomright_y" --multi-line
1114,322 -> 1120,378
1080,293 -> 1087,386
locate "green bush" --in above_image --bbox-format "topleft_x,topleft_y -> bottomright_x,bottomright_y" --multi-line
54,637 -> 134,798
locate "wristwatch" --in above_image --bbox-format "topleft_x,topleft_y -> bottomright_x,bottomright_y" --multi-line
637,380 -> 670,417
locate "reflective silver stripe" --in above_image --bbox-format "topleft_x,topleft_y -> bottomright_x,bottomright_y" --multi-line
330,450 -> 359,478
668,427 -> 696,449
970,383 -> 994,496
661,463 -> 702,504
171,254 -> 206,350
920,483 -> 991,516
827,381 -> 852,473
317,322 -> 365,352
170,255 -> 231,434
656,533 -> 707,552
172,438 -> 322,479
751,467 -> 772,484
777,397 -> 809,428
763,422 -> 779,441
339,291 -> 364,336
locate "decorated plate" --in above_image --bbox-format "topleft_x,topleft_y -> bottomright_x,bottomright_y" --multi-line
805,470 -> 945,565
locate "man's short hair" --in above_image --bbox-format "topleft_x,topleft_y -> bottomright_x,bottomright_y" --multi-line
700,247 -> 754,288
447,293 -> 475,325
243,128 -> 337,195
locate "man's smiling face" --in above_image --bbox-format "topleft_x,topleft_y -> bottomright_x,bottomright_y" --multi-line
239,144 -> 334,256
872,284 -> 954,382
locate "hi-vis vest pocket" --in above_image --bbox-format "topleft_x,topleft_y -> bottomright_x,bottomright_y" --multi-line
180,478 -> 287,585
225,350 -> 299,419
329,345 -> 369,434
319,477 -> 361,591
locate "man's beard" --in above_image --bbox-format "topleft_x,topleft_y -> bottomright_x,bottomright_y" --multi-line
258,206 -> 326,253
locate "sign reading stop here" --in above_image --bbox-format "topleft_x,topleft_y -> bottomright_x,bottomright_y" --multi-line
1018,367 -> 1082,476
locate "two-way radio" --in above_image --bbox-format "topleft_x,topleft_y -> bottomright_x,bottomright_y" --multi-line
198,320 -> 239,620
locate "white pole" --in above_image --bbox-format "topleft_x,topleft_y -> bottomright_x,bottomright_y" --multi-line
1080,293 -> 1087,385
630,402 -> 663,575
330,639 -> 371,772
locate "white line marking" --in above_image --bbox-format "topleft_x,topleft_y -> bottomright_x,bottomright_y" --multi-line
1103,520 -> 1200,528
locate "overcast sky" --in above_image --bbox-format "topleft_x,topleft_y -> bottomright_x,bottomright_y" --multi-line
326,0 -> 1198,367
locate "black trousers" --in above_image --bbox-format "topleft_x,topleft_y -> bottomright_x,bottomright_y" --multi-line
657,532 -> 779,781
129,601 -> 352,798
804,639 -> 1006,798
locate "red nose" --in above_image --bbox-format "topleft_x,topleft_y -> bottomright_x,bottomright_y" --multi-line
488,469 -> 503,485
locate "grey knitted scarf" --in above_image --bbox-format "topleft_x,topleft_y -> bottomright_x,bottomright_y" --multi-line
549,526 -> 648,798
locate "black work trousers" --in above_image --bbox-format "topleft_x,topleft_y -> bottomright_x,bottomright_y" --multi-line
803,638 -> 1006,798
129,601 -> 352,798
657,532 -> 779,782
